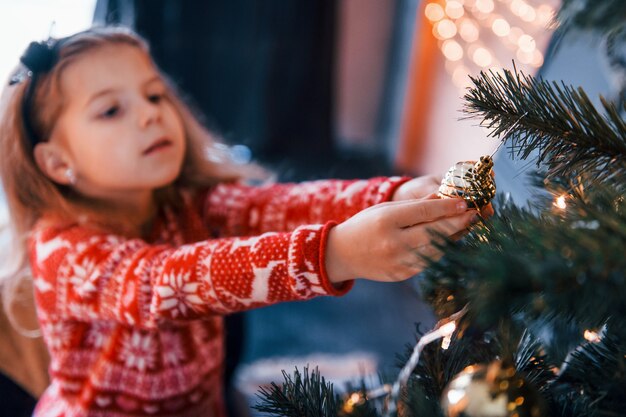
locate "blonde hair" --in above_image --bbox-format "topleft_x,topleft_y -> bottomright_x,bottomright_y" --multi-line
0,26 -> 266,334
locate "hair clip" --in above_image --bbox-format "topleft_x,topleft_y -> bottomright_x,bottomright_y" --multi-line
8,40 -> 59,86
21,41 -> 58,73
10,38 -> 63,148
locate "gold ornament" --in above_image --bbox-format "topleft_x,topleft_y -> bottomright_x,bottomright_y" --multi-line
441,360 -> 546,417
438,155 -> 496,210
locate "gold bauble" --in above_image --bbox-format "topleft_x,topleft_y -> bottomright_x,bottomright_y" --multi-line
438,155 -> 496,210
441,360 -> 546,417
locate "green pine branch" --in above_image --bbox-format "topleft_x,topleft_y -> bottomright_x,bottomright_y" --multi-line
254,367 -> 340,417
463,68 -> 626,185
421,189 -> 626,334
553,332 -> 626,417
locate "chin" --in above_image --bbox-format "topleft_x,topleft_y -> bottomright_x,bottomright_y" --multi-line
153,166 -> 183,187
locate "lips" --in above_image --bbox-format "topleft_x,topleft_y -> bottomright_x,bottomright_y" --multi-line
143,138 -> 172,155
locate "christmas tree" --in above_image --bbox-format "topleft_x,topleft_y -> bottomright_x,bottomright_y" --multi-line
253,1 -> 626,416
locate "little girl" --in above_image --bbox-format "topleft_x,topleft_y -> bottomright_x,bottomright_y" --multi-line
0,26 -> 479,417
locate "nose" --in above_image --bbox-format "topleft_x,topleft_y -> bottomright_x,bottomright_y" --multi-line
138,97 -> 161,128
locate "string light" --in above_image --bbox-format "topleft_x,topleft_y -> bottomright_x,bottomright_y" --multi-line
342,392 -> 366,414
553,195 -> 567,210
423,0 -> 556,93
583,329 -> 601,343
384,320 -> 459,417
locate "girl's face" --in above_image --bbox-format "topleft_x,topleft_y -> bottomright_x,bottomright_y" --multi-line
43,44 -> 186,204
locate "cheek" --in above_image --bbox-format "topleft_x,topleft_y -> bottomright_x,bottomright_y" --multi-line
165,106 -> 185,142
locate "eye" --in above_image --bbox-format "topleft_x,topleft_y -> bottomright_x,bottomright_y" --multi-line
100,105 -> 120,119
148,93 -> 164,104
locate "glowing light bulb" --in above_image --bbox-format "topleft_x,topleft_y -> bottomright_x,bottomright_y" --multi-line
518,34 -> 536,52
440,321 -> 457,337
492,18 -> 511,36
584,329 -> 601,343
442,40 -> 464,61
434,19 -> 458,39
445,1 -> 465,19
553,195 -> 567,209
441,334 -> 452,350
459,18 -> 479,42
472,47 -> 492,67
425,3 -> 445,22
475,0 -> 494,13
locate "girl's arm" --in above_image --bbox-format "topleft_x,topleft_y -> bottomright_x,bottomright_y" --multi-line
30,222 -> 350,330
203,176 -> 410,236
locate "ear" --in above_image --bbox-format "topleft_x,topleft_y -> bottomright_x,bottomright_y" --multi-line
33,142 -> 74,185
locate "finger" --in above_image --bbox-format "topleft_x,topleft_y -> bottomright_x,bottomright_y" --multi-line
420,193 -> 440,201
388,198 -> 469,228
405,210 -> 477,241
425,174 -> 441,185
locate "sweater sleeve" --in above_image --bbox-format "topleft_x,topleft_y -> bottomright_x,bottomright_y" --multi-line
203,176 -> 410,236
30,222 -> 351,329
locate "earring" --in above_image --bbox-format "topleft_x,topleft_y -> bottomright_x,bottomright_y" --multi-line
65,168 -> 77,185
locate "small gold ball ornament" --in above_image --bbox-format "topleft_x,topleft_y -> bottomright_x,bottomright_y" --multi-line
438,155 -> 496,210
441,360 -> 546,417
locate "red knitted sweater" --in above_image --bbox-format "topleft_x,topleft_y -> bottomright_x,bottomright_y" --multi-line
30,177 -> 407,417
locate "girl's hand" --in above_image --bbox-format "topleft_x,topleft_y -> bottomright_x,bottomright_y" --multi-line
393,175 -> 496,218
325,197 -> 477,283
392,175 -> 441,201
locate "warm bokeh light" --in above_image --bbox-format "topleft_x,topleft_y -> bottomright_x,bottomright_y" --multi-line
472,47 -> 493,66
425,3 -> 446,22
434,18 -> 458,39
521,6 -> 537,22
510,0 -> 527,16
536,4 -> 555,26
518,34 -> 536,52
452,65 -> 471,88
442,39 -> 464,61
459,18 -> 480,42
516,49 -> 534,64
445,1 -> 465,19
475,0 -> 495,14
531,49 -> 544,67
492,18 -> 511,36
426,0 -> 554,92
